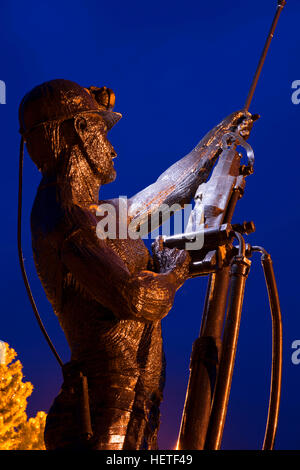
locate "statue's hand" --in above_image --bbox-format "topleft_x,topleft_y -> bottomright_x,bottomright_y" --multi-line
120,239 -> 190,321
151,237 -> 190,287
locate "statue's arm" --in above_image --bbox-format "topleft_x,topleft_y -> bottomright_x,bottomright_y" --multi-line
127,110 -> 251,234
60,222 -> 189,322
127,123 -> 224,235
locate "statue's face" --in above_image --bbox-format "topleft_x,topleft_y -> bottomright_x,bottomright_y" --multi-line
76,113 -> 117,184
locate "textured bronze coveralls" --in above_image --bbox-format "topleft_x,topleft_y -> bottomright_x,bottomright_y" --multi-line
20,79 -> 250,450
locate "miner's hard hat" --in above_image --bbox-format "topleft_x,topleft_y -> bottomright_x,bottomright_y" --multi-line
19,79 -> 122,137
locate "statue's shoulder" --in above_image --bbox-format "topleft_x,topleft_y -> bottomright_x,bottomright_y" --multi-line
30,189 -> 93,245
31,186 -> 65,240
94,197 -> 131,221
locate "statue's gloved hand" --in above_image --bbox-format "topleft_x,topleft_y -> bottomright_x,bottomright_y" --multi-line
117,238 -> 191,322
151,236 -> 190,288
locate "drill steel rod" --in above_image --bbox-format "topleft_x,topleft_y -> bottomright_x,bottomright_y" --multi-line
244,1 -> 286,112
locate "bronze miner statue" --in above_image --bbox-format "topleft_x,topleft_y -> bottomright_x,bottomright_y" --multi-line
19,79 -> 254,450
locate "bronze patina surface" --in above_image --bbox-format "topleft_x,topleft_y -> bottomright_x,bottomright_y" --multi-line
19,79 -> 253,449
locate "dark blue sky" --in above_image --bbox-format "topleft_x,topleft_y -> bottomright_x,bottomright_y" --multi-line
1,0 -> 299,450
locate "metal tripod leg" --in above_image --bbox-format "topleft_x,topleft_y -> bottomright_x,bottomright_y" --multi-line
204,254 -> 251,449
177,266 -> 230,450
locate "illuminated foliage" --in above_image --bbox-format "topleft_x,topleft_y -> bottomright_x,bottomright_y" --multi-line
0,342 -> 46,450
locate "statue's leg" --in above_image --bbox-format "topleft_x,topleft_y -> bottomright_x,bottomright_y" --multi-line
44,378 -> 163,450
44,387 -> 81,450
